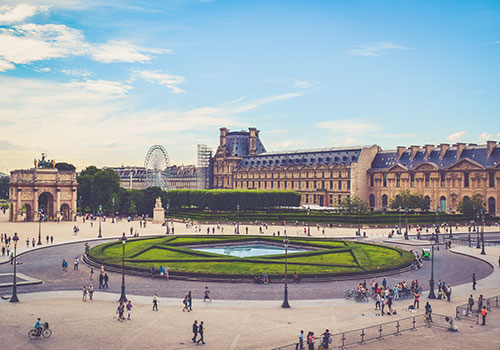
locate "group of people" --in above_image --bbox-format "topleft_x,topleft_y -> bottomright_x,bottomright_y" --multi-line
437,280 -> 452,301
82,284 -> 94,301
254,273 -> 270,284
467,294 -> 489,325
298,329 -> 331,350
151,264 -> 170,279
116,300 -> 133,321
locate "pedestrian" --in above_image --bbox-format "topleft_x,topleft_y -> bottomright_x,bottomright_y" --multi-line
203,286 -> 211,302
481,306 -> 487,325
74,257 -> 79,270
50,235 -> 53,244
425,302 -> 432,323
468,294 -> 475,312
126,300 -> 133,320
192,320 -> 198,342
62,259 -> 67,271
478,294 -> 484,312
197,321 -> 205,345
104,273 -> 109,288
82,286 -> 87,301
472,273 -> 476,290
46,235 -> 49,244
413,290 -> 420,309
152,293 -> 158,311
26,238 -> 29,248
99,273 -> 104,289
307,331 -> 314,350
90,267 -> 94,280
88,284 -> 94,300
322,329 -> 331,349
165,264 -> 170,280
188,290 -> 192,311
298,330 -> 304,350
375,293 -> 381,310
498,255 -> 500,268
116,301 -> 125,321
32,238 -> 35,247
446,285 -> 452,302
183,294 -> 190,312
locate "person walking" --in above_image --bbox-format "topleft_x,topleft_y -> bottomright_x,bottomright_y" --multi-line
375,293 -> 381,311
481,306 -> 487,325
74,257 -> 79,271
298,330 -> 304,350
50,235 -> 53,244
99,273 -> 104,289
203,286 -> 211,302
89,267 -> 94,280
152,293 -> 158,311
446,285 -> 452,302
82,286 -> 87,301
413,290 -> 420,309
468,294 -> 475,313
104,273 -> 109,288
183,294 -> 190,312
192,320 -> 198,342
478,294 -> 484,312
425,302 -> 433,324
188,291 -> 193,311
472,273 -> 476,290
116,301 -> 125,321
321,329 -> 331,349
197,321 -> 205,345
88,284 -> 94,300
126,300 -> 133,320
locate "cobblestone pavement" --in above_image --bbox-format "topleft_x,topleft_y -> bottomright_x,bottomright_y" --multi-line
0,238 -> 493,302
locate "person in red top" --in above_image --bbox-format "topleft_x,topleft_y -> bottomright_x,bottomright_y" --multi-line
481,306 -> 487,325
414,291 -> 420,309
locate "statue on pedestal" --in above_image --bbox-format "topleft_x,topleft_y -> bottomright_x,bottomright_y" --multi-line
152,197 -> 165,224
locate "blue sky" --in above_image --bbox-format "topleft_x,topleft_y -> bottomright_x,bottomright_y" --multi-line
1,0 -> 500,172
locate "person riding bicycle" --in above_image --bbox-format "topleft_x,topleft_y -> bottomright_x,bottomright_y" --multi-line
34,318 -> 43,336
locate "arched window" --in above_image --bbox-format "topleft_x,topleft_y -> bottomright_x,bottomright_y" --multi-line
440,196 -> 446,212
382,194 -> 388,209
489,197 -> 496,216
369,194 -> 375,209
424,196 -> 430,210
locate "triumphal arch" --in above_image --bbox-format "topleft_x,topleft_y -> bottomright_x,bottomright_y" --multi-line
9,154 -> 78,222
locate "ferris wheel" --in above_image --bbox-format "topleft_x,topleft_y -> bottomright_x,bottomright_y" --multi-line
144,145 -> 170,190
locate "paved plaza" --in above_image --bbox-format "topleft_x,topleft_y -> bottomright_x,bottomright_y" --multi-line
1,210 -> 500,349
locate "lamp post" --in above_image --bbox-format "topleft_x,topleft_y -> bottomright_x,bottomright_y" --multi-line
112,197 -> 115,223
480,209 -> 486,255
435,207 -> 440,244
165,202 -> 170,235
98,204 -> 102,238
476,212 -> 481,249
448,207 -> 453,239
10,232 -> 20,302
236,203 -> 240,235
404,207 -> 409,240
472,205 -> 476,232
37,208 -> 43,245
428,244 -> 436,299
119,232 -> 128,302
398,206 -> 402,235
282,234 -> 290,308
357,206 -> 361,236
78,195 -> 82,216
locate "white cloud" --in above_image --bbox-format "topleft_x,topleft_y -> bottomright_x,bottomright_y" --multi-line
292,80 -> 311,89
133,69 -> 185,94
61,68 -> 92,78
478,132 -> 493,142
0,4 -> 47,25
63,79 -> 132,95
316,120 -> 380,135
446,131 -> 467,142
230,92 -> 305,114
346,42 -> 412,56
91,41 -> 170,63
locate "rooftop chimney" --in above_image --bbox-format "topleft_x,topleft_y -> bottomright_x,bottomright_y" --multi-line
409,145 -> 420,160
396,146 -> 406,159
487,140 -> 497,158
248,127 -> 257,155
219,127 -> 228,147
455,142 -> 466,158
439,143 -> 449,159
424,144 -> 435,159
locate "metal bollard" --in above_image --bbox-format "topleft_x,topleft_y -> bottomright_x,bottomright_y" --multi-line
395,321 -> 401,335
412,316 -> 417,330
340,333 -> 346,350
360,329 -> 365,344
378,325 -> 383,340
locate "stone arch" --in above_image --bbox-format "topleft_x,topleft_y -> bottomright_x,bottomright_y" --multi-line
382,194 -> 388,209
22,203 -> 33,222
489,197 -> 496,216
319,195 -> 324,207
39,192 -> 55,220
424,196 -> 431,210
60,203 -> 71,221
369,194 -> 375,209
440,196 -> 447,212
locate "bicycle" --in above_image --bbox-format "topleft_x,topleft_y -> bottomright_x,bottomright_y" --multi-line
28,322 -> 52,340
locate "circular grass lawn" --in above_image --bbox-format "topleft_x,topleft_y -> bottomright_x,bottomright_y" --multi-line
88,235 -> 415,278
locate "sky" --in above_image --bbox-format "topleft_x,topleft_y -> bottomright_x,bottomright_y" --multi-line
1,0 -> 500,173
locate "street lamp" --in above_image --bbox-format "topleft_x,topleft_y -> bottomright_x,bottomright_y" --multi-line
357,206 -> 361,236
165,201 -> 170,235
480,209 -> 486,255
119,232 -> 127,303
98,204 -> 103,238
476,212 -> 481,249
10,232 -> 19,302
404,207 -> 409,240
428,244 -> 436,299
236,203 -> 240,235
435,207 -> 440,244
112,197 -> 115,223
37,208 -> 43,245
448,207 -> 453,239
398,206 -> 402,235
282,234 -> 290,308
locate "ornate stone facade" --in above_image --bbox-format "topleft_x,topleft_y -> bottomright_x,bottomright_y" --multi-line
9,167 -> 78,222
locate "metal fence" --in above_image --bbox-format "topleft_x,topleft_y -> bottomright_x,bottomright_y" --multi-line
456,295 -> 500,322
271,313 -> 451,350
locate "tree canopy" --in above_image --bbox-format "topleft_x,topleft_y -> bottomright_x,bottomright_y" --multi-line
55,162 -> 76,171
457,195 -> 485,217
389,190 -> 430,211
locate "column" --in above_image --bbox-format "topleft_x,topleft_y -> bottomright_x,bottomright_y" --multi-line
16,188 -> 21,221
71,188 -> 77,221
33,188 -> 39,220
56,188 -> 61,219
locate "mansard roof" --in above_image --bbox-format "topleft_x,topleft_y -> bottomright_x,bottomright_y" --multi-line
371,143 -> 500,171
238,147 -> 362,169
224,131 -> 266,158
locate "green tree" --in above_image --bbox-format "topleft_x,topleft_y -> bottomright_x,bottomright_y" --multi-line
55,162 -> 76,171
128,200 -> 137,215
0,176 -> 9,199
90,169 -> 120,213
457,195 -> 485,217
340,194 -> 369,212
389,190 -> 430,211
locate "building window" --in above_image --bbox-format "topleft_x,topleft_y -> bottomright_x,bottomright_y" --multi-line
425,173 -> 430,188
277,181 -> 280,189
440,173 -> 446,188
338,194 -> 342,204
306,181 -> 309,189
322,171 -> 325,178
252,181 -> 255,188
338,180 -> 342,190
339,171 -> 342,178
329,194 -> 333,205
347,180 -> 351,190
410,173 -> 415,188
271,181 -> 274,189
313,194 -> 317,203
370,174 -> 374,187
383,174 -> 387,187
490,172 -> 495,188
330,180 -> 333,189
258,181 -> 261,188
306,194 -> 309,203
246,181 -> 249,188
322,180 -> 325,189
298,181 -> 301,189
284,181 -> 287,189
314,181 -> 317,189
464,172 -> 469,188
396,173 -> 400,188
291,181 -> 294,189
348,170 -> 351,177
330,171 -> 333,178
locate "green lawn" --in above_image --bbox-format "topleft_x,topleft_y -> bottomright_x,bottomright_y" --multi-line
89,235 -> 414,277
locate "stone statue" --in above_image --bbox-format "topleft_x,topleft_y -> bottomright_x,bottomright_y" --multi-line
36,153 -> 56,169
155,197 -> 162,208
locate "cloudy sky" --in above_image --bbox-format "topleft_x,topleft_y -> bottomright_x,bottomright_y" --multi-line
1,0 -> 500,173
